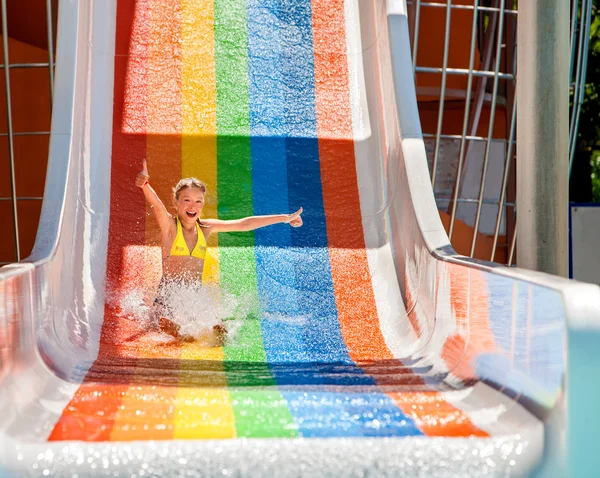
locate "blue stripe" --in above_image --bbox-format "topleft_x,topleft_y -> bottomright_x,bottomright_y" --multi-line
247,0 -> 308,364
278,0 -> 355,367
247,0 -> 421,437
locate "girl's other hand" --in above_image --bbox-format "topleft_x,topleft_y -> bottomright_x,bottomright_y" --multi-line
136,159 -> 150,187
286,207 -> 303,227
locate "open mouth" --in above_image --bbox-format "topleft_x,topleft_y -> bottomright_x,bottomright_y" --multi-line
186,211 -> 197,219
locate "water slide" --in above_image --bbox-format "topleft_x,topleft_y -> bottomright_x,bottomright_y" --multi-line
2,0 -> 599,476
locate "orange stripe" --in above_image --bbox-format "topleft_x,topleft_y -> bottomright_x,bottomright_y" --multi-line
311,0 -> 486,437
386,390 -> 487,437
48,384 -> 130,441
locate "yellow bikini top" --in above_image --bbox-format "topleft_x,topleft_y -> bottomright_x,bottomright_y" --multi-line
169,217 -> 207,260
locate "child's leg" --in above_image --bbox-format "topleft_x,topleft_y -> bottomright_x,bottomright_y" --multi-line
153,292 -> 195,342
158,316 -> 195,342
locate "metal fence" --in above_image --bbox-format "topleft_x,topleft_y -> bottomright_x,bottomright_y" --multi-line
0,0 -> 593,266
407,0 -> 592,265
1,0 -> 54,265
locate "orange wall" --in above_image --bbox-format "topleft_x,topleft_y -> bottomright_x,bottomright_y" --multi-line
439,212 -> 508,264
414,0 -> 512,140
413,0 -> 482,94
418,100 -> 507,139
0,38 -> 51,263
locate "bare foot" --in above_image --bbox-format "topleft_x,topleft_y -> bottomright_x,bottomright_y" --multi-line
159,317 -> 180,337
213,324 -> 228,346
159,317 -> 196,343
179,333 -> 195,343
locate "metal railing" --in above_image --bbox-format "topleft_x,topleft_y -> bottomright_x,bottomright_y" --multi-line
3,0 -> 55,263
407,0 -> 592,265
0,1 -> 592,267
569,0 -> 592,175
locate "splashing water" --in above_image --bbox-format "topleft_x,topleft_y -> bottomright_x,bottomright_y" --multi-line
112,281 -> 252,344
156,281 -> 249,340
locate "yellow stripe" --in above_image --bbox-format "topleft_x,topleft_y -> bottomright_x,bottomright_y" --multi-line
172,387 -> 236,438
181,0 -> 220,285
175,343 -> 234,438
176,0 -> 236,439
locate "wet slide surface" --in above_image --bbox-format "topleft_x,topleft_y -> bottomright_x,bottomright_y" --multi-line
47,0 -> 490,441
4,0 -> 582,475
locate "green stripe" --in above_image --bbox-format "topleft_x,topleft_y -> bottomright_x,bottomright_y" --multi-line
214,0 -> 297,438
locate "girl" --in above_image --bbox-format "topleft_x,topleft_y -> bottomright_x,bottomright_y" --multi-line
135,160 -> 303,343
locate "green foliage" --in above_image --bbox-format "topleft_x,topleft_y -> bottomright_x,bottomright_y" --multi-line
579,5 -> 600,200
592,151 -> 600,200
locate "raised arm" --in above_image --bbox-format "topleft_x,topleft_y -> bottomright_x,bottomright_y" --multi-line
135,159 -> 173,233
203,208 -> 303,234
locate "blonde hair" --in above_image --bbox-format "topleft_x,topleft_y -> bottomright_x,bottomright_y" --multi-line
173,177 -> 207,199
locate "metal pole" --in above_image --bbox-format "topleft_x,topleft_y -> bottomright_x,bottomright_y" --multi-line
516,0 -> 569,276
411,0 -> 421,75
1,0 -> 20,261
568,0 -> 587,169
470,0 -> 505,257
490,90 -> 517,261
449,0 -> 479,241
46,0 -> 55,107
430,0 -> 452,190
569,0 -> 593,175
569,0 -> 579,81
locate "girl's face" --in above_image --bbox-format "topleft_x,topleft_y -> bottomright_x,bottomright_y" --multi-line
175,187 -> 205,225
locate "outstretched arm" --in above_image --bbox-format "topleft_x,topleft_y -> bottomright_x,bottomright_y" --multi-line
135,159 -> 173,233
203,208 -> 303,234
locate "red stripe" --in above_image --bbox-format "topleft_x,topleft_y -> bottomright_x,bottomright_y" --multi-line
50,0 -> 184,441
311,0 -> 486,437
107,0 -> 184,441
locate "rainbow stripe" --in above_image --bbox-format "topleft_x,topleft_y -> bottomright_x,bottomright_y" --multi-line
48,0 -> 484,441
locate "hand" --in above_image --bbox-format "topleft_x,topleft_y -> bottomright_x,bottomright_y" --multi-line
286,207 -> 303,228
135,159 -> 150,187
